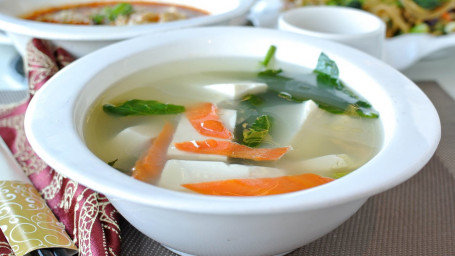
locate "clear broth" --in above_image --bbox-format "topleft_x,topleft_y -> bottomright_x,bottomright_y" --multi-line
84,57 -> 383,193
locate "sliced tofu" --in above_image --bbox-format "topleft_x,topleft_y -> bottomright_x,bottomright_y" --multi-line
263,100 -> 319,147
265,100 -> 380,161
157,159 -> 286,192
203,82 -> 267,100
167,109 -> 237,161
280,154 -> 352,177
107,122 -> 164,170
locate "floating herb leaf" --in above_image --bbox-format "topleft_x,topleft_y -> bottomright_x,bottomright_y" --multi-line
260,45 -> 277,68
107,159 -> 118,167
258,71 -> 378,118
259,68 -> 282,76
103,99 -> 185,116
314,52 -> 352,94
333,171 -> 351,178
314,52 -> 339,79
314,53 -> 360,98
256,48 -> 379,118
242,115 -> 272,147
242,94 -> 264,107
260,45 -> 283,75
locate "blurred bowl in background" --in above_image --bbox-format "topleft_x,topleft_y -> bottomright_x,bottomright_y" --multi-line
277,6 -> 386,59
249,0 -> 455,70
0,0 -> 256,57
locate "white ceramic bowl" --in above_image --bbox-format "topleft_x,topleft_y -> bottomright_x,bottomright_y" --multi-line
277,6 -> 386,59
24,27 -> 440,256
249,0 -> 455,70
0,0 -> 256,57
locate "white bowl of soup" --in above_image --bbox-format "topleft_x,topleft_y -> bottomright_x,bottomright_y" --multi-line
24,27 -> 440,256
0,0 -> 256,57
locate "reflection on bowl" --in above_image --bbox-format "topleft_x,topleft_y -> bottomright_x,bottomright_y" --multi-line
25,27 -> 440,256
0,0 -> 256,57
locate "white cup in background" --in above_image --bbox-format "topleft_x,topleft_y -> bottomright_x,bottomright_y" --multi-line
278,6 -> 386,59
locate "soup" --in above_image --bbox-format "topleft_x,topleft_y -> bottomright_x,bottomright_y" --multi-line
84,48 -> 383,196
22,1 -> 208,25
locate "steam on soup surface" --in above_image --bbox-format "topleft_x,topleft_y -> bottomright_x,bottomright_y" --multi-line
22,2 -> 208,25
84,49 -> 383,196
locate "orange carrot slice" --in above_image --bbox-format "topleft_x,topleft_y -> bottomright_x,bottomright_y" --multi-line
132,122 -> 175,183
186,102 -> 233,139
182,173 -> 334,196
174,139 -> 290,161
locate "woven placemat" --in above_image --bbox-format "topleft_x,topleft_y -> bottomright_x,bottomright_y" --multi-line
120,81 -> 455,256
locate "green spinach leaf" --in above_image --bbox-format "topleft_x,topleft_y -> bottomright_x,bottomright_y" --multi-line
107,159 -> 118,167
257,50 -> 379,118
242,115 -> 272,147
260,45 -> 277,68
103,99 -> 185,116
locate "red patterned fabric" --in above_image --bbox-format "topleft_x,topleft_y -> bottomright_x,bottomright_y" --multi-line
0,39 -> 121,256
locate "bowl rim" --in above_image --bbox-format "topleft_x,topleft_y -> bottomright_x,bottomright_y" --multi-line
24,26 -> 441,215
0,0 -> 256,40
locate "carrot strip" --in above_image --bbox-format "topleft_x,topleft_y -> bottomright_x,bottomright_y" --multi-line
132,122 -> 175,183
174,139 -> 290,161
186,102 -> 233,139
182,173 -> 334,196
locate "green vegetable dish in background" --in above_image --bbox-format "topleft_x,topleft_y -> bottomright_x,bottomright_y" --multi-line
285,0 -> 455,37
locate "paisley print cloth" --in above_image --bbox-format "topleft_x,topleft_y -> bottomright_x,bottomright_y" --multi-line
0,39 -> 121,256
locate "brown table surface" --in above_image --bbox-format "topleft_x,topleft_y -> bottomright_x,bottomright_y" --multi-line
120,81 -> 455,256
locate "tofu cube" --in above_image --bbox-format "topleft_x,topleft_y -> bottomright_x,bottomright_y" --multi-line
280,154 -> 352,177
265,100 -> 380,160
204,82 -> 267,100
157,159 -> 286,192
106,121 -> 165,170
263,100 -> 319,147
